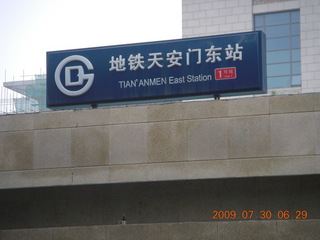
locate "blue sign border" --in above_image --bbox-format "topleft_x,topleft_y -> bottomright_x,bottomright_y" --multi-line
47,31 -> 266,107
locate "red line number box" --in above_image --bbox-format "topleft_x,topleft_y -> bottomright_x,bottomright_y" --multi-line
215,67 -> 237,80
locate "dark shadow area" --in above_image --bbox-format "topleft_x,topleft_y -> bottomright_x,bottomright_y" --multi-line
0,175 -> 319,230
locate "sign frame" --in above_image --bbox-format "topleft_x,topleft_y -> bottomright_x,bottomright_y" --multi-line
47,31 -> 266,108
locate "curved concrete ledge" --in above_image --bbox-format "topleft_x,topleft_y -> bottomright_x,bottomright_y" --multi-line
0,155 -> 319,189
1,220 -> 320,240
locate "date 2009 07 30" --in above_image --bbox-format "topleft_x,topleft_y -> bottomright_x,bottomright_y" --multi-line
212,210 -> 309,220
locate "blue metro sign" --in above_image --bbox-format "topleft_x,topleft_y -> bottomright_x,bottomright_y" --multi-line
46,31 -> 266,107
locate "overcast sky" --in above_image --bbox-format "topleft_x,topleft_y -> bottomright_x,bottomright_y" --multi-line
0,0 -> 182,83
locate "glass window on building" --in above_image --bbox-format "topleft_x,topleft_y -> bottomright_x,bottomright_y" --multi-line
254,10 -> 301,89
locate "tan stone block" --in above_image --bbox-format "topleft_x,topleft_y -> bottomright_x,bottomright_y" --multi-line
184,99 -> 228,119
314,93 -> 320,111
107,224 -> 145,240
221,158 -> 272,177
109,105 -> 147,124
228,115 -> 270,158
218,221 -> 278,240
0,168 -> 73,189
108,160 -> 232,183
0,166 -> 105,189
74,108 -> 109,127
315,112 -> 320,155
155,222 -> 218,240
0,113 -> 34,132
35,108 -> 109,129
71,126 -> 109,167
71,166 -> 109,185
34,110 -> 77,129
33,128 -> 72,169
108,162 -> 186,183
270,156 -> 319,176
52,225 -> 107,240
228,96 -> 269,116
0,131 -> 33,171
147,102 -> 185,122
277,220 -> 320,240
188,119 -> 228,160
318,155 -> 320,175
270,113 -> 316,156
148,121 -> 187,163
109,124 -> 147,165
270,94 -> 314,114
0,166 -> 109,188
108,160 -> 228,183
107,222 -> 218,240
1,228 -> 52,240
0,154 -> 4,171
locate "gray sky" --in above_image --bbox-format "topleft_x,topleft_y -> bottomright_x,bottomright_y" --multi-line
0,0 -> 182,83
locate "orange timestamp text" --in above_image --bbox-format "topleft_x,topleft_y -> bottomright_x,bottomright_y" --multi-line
212,210 -> 308,220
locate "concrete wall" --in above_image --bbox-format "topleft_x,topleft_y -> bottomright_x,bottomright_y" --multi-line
182,0 -> 320,94
1,220 -> 320,240
0,93 -> 319,189
0,93 -> 319,237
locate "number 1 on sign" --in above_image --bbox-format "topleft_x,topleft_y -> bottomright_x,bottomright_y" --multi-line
215,67 -> 236,80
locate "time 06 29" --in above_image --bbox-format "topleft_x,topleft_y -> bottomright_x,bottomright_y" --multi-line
212,210 -> 308,220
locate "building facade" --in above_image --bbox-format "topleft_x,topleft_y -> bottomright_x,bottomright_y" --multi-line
183,0 -> 320,94
0,0 -> 320,239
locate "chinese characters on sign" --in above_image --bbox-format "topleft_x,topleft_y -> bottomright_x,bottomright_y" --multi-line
109,43 -> 244,72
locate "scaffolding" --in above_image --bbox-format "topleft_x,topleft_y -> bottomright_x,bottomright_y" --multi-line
0,74 -> 48,115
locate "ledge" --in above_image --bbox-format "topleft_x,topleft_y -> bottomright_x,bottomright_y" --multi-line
0,155 -> 319,189
1,220 -> 320,240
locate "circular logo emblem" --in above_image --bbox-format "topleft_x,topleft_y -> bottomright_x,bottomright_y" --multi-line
54,55 -> 94,96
